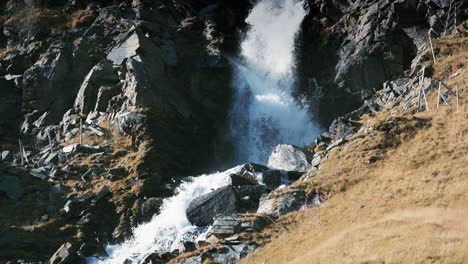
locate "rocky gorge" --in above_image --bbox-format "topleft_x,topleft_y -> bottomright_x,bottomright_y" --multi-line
0,0 -> 466,263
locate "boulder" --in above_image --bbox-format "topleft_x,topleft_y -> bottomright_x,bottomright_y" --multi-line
186,185 -> 238,226
257,189 -> 324,217
186,184 -> 267,226
261,170 -> 283,189
267,144 -> 311,172
49,242 -> 80,264
235,185 -> 267,212
230,171 -> 258,186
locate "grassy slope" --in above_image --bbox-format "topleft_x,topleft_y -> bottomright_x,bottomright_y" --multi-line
241,26 -> 468,264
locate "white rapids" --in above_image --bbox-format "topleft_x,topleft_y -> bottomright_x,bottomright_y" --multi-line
89,0 -> 320,263
229,0 -> 320,163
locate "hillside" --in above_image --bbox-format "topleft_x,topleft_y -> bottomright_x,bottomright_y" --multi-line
241,24 -> 468,264
0,0 -> 466,263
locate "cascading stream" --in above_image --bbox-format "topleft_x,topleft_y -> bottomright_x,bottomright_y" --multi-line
229,0 -> 319,163
89,0 -> 319,263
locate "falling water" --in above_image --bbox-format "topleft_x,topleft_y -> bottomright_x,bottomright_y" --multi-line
229,0 -> 319,163
89,0 -> 319,263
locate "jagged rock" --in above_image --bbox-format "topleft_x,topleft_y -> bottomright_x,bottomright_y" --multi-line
49,184 -> 67,201
1,150 -> 11,161
74,60 -> 119,115
261,170 -> 283,189
183,241 -> 197,252
63,144 -> 80,154
142,252 -> 162,264
44,152 -> 59,165
257,189 -> 324,217
107,29 -> 160,65
326,138 -> 345,151
235,185 -> 267,212
139,197 -> 163,222
186,184 -> 266,226
311,153 -> 322,167
230,171 -> 258,186
94,86 -> 118,112
0,174 -> 23,200
239,163 -> 269,174
30,168 -> 48,180
210,215 -> 267,238
49,242 -> 80,264
267,144 -> 311,172
186,186 -> 238,226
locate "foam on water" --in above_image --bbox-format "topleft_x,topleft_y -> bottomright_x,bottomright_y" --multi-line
88,166 -> 243,263
229,0 -> 320,163
89,1 -> 320,262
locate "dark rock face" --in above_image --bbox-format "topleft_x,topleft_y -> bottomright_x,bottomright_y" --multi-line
297,0 -> 455,125
74,60 -> 119,115
0,77 -> 21,145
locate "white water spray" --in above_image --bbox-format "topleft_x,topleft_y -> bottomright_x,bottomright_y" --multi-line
230,0 -> 319,163
89,166 -> 244,263
90,1 -> 320,262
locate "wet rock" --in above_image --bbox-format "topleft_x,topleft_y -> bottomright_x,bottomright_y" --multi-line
141,252 -> 162,264
239,163 -> 269,175
139,197 -> 163,222
235,185 -> 267,212
186,185 -> 238,226
230,171 -> 258,186
183,241 -> 197,252
261,170 -> 283,189
267,144 -> 311,172
257,189 -> 324,217
0,174 -> 23,200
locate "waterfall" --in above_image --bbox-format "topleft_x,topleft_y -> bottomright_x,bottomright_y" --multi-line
89,0 -> 319,262
88,166 -> 243,263
229,0 -> 319,163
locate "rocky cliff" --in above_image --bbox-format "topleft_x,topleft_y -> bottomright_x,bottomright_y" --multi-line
0,0 -> 465,262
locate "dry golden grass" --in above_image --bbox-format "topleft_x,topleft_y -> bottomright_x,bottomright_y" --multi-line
241,23 -> 468,264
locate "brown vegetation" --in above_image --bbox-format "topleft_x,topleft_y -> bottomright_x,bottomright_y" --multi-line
241,24 -> 468,264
